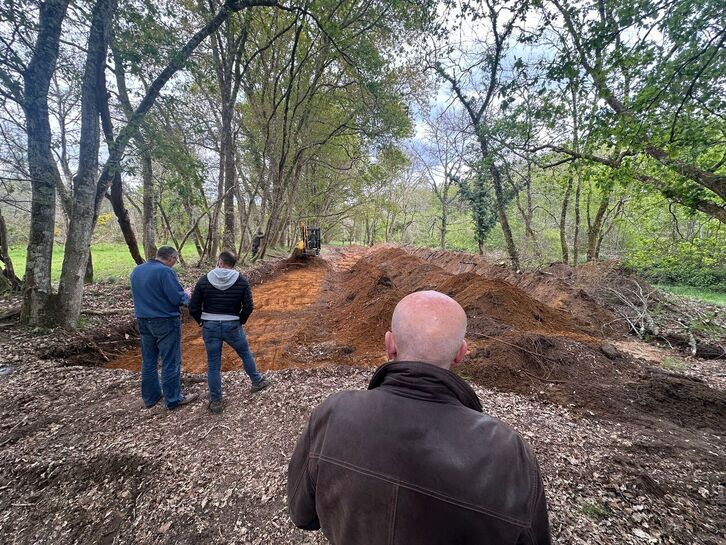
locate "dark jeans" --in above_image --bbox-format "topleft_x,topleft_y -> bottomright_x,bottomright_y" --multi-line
202,319 -> 261,401
137,317 -> 183,408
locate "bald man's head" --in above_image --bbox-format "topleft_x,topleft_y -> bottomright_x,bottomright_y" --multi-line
385,290 -> 468,369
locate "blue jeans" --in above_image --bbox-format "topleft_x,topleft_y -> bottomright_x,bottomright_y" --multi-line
202,320 -> 261,401
137,317 -> 183,408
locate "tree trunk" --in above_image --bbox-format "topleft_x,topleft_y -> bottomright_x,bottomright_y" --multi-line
84,250 -> 94,284
587,196 -> 610,262
54,0 -> 116,328
157,202 -> 186,266
182,197 -> 205,257
560,176 -> 573,263
221,106 -> 236,250
235,186 -> 252,257
99,37 -> 144,267
141,147 -> 157,259
573,176 -> 582,265
20,0 -> 71,325
490,163 -> 520,270
109,171 -> 144,264
112,42 -> 155,260
0,207 -> 21,290
439,193 -> 448,250
210,147 -> 224,258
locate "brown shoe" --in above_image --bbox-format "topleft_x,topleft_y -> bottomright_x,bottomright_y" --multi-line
170,393 -> 198,409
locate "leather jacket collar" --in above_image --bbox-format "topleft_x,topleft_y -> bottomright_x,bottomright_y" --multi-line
368,361 -> 483,413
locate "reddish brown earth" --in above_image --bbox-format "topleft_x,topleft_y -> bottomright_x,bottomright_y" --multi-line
320,247 -> 726,433
106,258 -> 330,374
102,245 -> 725,434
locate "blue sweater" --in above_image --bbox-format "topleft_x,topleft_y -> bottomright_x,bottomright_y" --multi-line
130,259 -> 189,318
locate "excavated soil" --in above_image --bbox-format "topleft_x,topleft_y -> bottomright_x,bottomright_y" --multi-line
100,245 -> 726,435
106,258 -> 330,374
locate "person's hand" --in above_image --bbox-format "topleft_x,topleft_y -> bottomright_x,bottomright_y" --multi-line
184,288 -> 192,299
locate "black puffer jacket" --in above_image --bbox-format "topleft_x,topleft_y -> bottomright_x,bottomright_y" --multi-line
288,361 -> 551,545
189,272 -> 254,324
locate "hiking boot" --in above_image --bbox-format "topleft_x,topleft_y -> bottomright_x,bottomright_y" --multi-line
170,393 -> 199,409
250,376 -> 271,393
209,399 -> 224,414
144,395 -> 162,409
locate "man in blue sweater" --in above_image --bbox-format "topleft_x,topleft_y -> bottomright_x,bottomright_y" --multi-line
130,246 -> 198,409
189,250 -> 270,414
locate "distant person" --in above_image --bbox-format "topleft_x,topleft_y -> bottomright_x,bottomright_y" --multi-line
287,290 -> 551,545
251,228 -> 264,258
189,250 -> 270,414
130,246 -> 198,409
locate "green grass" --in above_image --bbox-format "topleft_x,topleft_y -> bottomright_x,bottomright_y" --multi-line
580,501 -> 612,520
656,284 -> 726,306
8,242 -> 202,285
662,356 -> 686,372
7,242 -> 294,285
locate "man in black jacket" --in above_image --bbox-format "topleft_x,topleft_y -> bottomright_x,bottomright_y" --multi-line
287,290 -> 551,544
189,251 -> 270,413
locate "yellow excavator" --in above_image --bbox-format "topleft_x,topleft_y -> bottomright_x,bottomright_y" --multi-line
293,223 -> 321,258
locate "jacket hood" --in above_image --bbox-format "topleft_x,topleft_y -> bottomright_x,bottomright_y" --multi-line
207,267 -> 239,290
368,361 -> 483,413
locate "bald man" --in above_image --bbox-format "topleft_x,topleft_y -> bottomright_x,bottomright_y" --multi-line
287,291 -> 551,545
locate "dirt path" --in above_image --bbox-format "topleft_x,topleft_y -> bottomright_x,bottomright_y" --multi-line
107,260 -> 328,374
244,263 -> 324,370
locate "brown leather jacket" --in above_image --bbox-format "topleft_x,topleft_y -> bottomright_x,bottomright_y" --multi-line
288,361 -> 551,544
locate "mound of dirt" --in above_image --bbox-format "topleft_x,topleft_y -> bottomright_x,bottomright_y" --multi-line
406,247 -> 726,359
331,247 -> 592,349
404,247 -> 628,337
327,247 -> 726,434
329,256 -> 403,358
462,333 -> 726,434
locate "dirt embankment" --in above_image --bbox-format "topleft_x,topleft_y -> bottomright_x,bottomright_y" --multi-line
405,246 -> 726,359
35,245 -> 726,435
325,247 -> 726,434
105,257 -> 331,374
404,246 -> 628,337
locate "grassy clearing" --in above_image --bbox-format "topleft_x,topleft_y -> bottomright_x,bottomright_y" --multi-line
7,242 -> 293,285
8,243 -> 205,284
9,243 -> 141,284
656,285 -> 726,307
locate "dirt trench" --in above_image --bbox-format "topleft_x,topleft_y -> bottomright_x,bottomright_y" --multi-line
103,246 -> 726,434
106,257 -> 337,374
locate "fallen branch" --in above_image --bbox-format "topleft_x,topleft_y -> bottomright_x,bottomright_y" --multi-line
88,340 -> 110,362
473,333 -> 562,363
521,369 -> 568,384
199,424 -> 231,441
